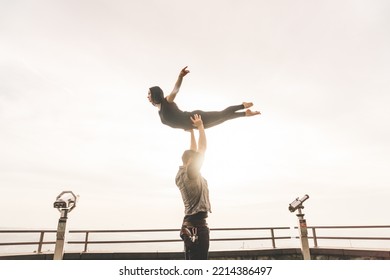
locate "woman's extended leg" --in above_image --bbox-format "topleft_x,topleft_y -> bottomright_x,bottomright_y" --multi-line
192,102 -> 259,129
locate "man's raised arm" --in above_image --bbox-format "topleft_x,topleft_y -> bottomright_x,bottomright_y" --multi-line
191,114 -> 206,155
187,114 -> 206,179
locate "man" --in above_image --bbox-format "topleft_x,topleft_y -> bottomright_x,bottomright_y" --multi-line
175,114 -> 211,260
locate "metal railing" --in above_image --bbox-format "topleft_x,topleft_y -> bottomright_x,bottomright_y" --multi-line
68,227 -> 291,252
0,230 -> 57,254
1,225 -> 389,255
306,225 -> 390,248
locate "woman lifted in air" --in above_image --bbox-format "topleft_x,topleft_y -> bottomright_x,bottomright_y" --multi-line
148,66 -> 260,130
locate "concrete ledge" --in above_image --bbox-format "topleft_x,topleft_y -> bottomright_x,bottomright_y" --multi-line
1,248 -> 389,260
310,248 -> 390,260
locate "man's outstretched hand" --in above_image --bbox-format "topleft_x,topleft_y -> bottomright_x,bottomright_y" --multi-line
191,114 -> 203,128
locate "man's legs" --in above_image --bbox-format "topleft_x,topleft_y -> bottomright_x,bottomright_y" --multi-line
196,226 -> 210,260
183,226 -> 210,260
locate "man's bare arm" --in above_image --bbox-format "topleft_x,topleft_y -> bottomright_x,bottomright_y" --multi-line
187,114 -> 206,179
191,114 -> 206,155
189,129 -> 197,151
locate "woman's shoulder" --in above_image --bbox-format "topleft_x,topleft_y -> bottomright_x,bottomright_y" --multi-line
161,97 -> 179,109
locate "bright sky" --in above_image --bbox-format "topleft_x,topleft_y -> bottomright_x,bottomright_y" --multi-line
1,0 -> 389,232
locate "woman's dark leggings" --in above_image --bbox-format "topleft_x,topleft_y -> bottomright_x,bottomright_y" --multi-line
191,104 -> 246,129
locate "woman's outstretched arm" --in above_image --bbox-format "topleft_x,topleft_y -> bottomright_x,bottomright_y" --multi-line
166,66 -> 190,103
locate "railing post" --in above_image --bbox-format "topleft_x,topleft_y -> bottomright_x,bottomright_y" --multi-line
83,232 -> 89,252
37,231 -> 45,253
312,228 -> 318,247
270,228 -> 276,248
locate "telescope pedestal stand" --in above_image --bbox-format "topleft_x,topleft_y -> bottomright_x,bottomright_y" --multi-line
53,209 -> 69,260
296,207 -> 311,260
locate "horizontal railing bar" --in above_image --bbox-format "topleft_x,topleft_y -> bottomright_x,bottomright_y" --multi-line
69,239 -> 182,244
68,236 -> 292,245
69,227 -> 291,234
311,237 -> 390,241
3,226 -> 389,234
4,226 -> 387,235
0,230 -> 57,233
70,229 -> 178,233
211,237 -> 292,242
303,225 -> 390,229
285,236 -> 390,241
211,227 -> 291,231
0,242 -> 56,246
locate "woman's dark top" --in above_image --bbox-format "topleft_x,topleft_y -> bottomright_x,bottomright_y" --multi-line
158,98 -> 193,129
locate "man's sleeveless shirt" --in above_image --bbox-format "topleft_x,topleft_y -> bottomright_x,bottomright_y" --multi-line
175,166 -> 211,216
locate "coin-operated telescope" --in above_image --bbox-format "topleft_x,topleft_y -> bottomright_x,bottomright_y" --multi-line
289,194 -> 310,260
53,191 -> 78,260
289,194 -> 309,213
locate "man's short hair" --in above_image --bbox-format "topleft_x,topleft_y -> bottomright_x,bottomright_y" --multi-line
182,150 -> 198,164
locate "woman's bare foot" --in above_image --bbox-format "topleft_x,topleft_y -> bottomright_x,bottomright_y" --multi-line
242,102 -> 253,108
245,109 -> 261,116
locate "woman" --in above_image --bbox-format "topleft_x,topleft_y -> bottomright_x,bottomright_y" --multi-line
148,66 -> 260,130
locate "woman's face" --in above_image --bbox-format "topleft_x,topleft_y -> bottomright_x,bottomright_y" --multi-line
147,90 -> 154,105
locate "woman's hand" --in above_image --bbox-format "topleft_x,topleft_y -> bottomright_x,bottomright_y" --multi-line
179,66 -> 190,78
